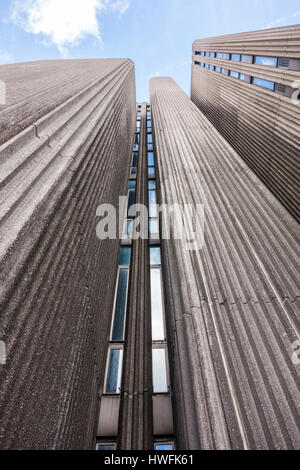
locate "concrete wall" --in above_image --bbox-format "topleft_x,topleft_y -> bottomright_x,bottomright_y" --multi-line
150,77 -> 300,450
191,25 -> 300,222
0,59 -> 136,449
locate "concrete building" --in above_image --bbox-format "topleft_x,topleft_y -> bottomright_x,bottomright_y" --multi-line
0,26 -> 299,451
191,25 -> 300,222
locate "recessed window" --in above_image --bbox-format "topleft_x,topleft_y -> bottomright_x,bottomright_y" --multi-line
111,268 -> 129,341
205,51 -> 210,57
150,247 -> 161,266
221,68 -> 228,75
210,65 -> 214,71
148,181 -> 156,190
105,348 -> 123,394
210,52 -> 215,58
194,61 -> 200,66
132,152 -> 138,167
97,444 -> 116,451
128,181 -> 136,190
254,56 -> 278,67
231,54 -> 241,62
148,152 -> 154,166
195,50 -> 201,56
127,189 -> 136,217
148,167 -> 155,178
154,443 -> 174,450
152,348 -> 168,393
124,219 -> 133,236
223,53 -> 230,60
230,70 -> 239,79
216,52 -> 223,59
130,167 -> 137,177
200,51 -> 205,56
119,247 -> 131,266
241,54 -> 253,64
205,63 -> 209,69
149,219 -> 159,234
215,66 -> 221,73
150,268 -> 165,341
252,77 -> 275,91
239,73 -> 251,83
149,190 -> 157,218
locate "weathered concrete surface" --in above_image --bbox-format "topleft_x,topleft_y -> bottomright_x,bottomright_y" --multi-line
191,25 -> 300,222
150,77 -> 300,450
0,59 -> 136,449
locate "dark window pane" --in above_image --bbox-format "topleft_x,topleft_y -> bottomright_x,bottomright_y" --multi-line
97,444 -> 116,450
130,167 -> 137,177
105,349 -> 123,393
127,190 -> 136,217
148,152 -> 154,166
119,247 -> 131,266
150,247 -> 161,265
132,152 -> 138,167
254,56 -> 277,67
111,268 -> 129,341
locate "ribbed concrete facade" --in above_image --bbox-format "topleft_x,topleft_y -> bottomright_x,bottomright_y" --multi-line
150,77 -> 300,450
191,25 -> 300,222
0,59 -> 136,449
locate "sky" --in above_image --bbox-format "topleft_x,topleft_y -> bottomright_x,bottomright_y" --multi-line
0,0 -> 299,102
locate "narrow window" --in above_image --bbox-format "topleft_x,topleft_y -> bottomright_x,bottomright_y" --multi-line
215,66 -> 221,73
148,167 -> 155,178
152,348 -> 168,393
252,77 -> 275,91
221,68 -> 228,75
254,56 -> 278,67
210,65 -> 214,71
150,268 -> 165,341
148,180 -> 156,190
241,54 -> 253,64
132,152 -> 138,167
97,444 -> 116,450
154,443 -> 174,450
205,64 -> 209,69
149,190 -> 157,218
105,348 -> 123,394
205,51 -> 210,57
111,268 -> 129,341
210,52 -> 215,58
148,152 -> 154,166
150,247 -> 161,266
230,70 -> 239,79
128,181 -> 136,190
119,247 -> 131,266
149,219 -> 159,234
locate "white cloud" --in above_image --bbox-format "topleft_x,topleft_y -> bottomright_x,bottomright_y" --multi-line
10,0 -> 130,55
261,9 -> 300,30
0,51 -> 15,65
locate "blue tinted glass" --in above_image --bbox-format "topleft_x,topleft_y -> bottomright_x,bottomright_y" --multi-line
216,52 -> 223,59
134,134 -> 140,144
105,349 -> 122,393
155,444 -> 173,450
252,77 -> 275,91
125,220 -> 133,235
97,445 -> 116,450
149,219 -> 159,234
111,269 -> 129,341
205,51 -> 210,57
130,167 -> 137,176
223,53 -> 230,60
149,190 -> 157,217
148,181 -> 156,189
222,68 -> 228,75
148,152 -> 154,166
119,247 -> 131,266
128,181 -> 136,189
148,167 -> 155,178
210,65 -> 214,71
240,73 -> 245,81
150,247 -> 161,265
231,54 -> 241,61
210,52 -> 215,58
205,64 -> 209,69
255,56 -> 277,67
230,70 -> 239,79
147,134 -> 153,144
215,66 -> 221,73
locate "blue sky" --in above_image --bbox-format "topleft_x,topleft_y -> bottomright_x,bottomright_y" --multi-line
0,0 -> 299,101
